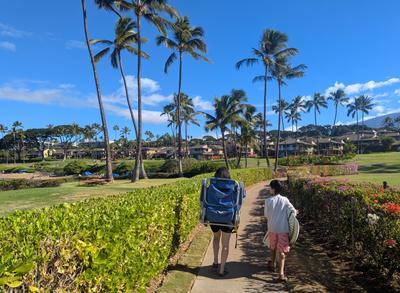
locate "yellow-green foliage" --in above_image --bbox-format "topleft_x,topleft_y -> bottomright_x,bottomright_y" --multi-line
0,168 -> 271,292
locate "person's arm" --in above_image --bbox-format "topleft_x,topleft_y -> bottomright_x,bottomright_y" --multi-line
264,199 -> 268,218
286,198 -> 297,217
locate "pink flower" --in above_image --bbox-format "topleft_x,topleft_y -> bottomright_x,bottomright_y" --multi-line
383,239 -> 397,248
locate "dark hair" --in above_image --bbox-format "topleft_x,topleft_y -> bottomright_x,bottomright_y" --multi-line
214,167 -> 231,179
269,180 -> 282,195
383,181 -> 388,189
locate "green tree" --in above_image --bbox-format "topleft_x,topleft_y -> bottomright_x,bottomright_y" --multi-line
347,97 -> 362,154
238,105 -> 257,168
203,95 -> 242,169
157,16 -> 208,177
81,0 -> 113,181
119,0 -> 178,181
306,93 -> 328,154
289,95 -> 306,131
11,121 -> 23,163
236,29 -> 298,167
0,124 -> 7,140
381,136 -> 395,152
272,56 -> 306,170
180,94 -> 200,157
328,89 -> 348,127
272,99 -> 289,133
113,125 -> 120,140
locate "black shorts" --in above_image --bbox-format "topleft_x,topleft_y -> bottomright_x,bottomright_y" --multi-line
210,224 -> 234,234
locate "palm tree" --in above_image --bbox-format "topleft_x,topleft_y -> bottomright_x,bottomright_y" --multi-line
347,97 -> 362,154
113,125 -> 120,140
11,121 -> 23,164
119,0 -> 178,181
239,105 -> 257,168
271,56 -> 306,170
254,113 -> 271,158
0,124 -> 7,140
121,126 -> 131,139
383,117 -> 394,129
272,99 -> 289,133
157,16 -> 208,177
180,94 -> 199,157
95,0 -> 123,18
285,105 -> 301,132
306,93 -> 327,154
92,17 -> 147,141
358,95 -> 374,153
203,95 -> 242,169
328,89 -> 348,127
290,95 -> 306,131
236,29 -> 298,167
81,0 -> 113,182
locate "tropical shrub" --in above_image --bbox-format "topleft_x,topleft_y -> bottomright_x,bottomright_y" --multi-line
288,178 -> 400,280
278,155 -> 343,166
309,163 -> 358,177
184,160 -> 226,177
0,168 -> 272,292
0,178 -> 74,191
63,160 -> 89,175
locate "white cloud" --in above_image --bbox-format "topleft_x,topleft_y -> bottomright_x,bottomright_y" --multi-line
324,78 -> 400,96
0,41 -> 16,52
65,40 -> 86,50
395,89 -> 400,96
0,22 -> 32,38
193,96 -> 213,111
371,92 -> 389,99
0,77 -> 176,124
373,105 -> 386,114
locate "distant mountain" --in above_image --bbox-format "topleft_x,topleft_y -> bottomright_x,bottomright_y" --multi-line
359,112 -> 400,128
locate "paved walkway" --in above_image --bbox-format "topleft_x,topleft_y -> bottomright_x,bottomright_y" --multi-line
190,181 -> 365,293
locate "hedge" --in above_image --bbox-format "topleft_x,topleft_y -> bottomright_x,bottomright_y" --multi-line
288,177 -> 400,280
0,178 -> 74,191
0,167 -> 272,292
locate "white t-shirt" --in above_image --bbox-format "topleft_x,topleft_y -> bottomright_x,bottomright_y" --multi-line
264,194 -> 296,233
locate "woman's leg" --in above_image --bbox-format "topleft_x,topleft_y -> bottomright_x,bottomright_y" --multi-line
212,231 -> 221,265
219,231 -> 231,274
270,249 -> 277,267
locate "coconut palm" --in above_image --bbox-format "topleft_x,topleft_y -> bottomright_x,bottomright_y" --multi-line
180,94 -> 199,157
358,95 -> 374,153
92,17 -> 147,141
118,0 -> 178,181
383,117 -> 394,129
161,101 -> 178,158
306,93 -> 327,155
238,105 -> 257,168
203,95 -> 243,169
121,126 -> 131,139
347,97 -> 363,154
157,16 -> 208,177
290,95 -> 306,131
328,89 -> 348,126
236,29 -> 298,167
95,0 -> 123,17
81,0 -> 113,181
113,125 -> 120,140
0,124 -> 7,140
272,99 -> 289,133
285,105 -> 301,132
271,56 -> 306,170
11,121 -> 23,163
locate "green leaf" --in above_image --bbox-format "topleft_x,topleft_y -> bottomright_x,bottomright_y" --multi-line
13,262 -> 34,274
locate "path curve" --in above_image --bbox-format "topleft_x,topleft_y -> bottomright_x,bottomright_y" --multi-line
190,181 -> 366,293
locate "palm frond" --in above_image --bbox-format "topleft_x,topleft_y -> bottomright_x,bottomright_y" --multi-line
236,58 -> 259,70
94,47 -> 111,63
164,52 -> 177,73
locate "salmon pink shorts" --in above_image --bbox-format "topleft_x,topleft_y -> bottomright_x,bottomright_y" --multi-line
268,232 -> 290,253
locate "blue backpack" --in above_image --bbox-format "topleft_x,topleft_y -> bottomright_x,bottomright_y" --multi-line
200,178 -> 245,228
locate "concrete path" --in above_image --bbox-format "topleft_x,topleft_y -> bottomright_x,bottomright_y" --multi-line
190,181 -> 366,293
191,181 -> 286,293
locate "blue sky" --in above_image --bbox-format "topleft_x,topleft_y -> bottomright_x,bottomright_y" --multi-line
1,0 -> 400,139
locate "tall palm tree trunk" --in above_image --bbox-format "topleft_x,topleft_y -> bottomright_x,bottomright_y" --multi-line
282,114 -> 287,157
13,132 -> 16,164
118,54 -> 138,137
274,81 -> 282,171
356,111 -> 360,154
81,0 -> 113,182
133,13 -> 148,181
263,66 -> 271,167
315,107 -> 320,155
221,129 -> 229,169
185,121 -> 188,158
333,104 -> 338,126
176,52 -> 183,177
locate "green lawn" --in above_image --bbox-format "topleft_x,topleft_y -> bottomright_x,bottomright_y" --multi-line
333,152 -> 400,186
0,178 -> 185,216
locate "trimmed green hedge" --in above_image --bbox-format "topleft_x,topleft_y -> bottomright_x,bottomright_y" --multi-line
0,178 -> 75,191
0,168 -> 272,292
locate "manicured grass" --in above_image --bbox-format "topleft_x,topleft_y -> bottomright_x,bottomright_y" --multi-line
157,227 -> 212,293
0,178 -> 185,216
333,152 -> 400,186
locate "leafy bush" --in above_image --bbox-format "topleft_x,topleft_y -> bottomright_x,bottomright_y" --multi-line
1,166 -> 35,174
184,160 -> 226,177
278,155 -> 343,166
309,163 -> 358,177
63,160 -> 91,175
113,162 -> 132,176
0,178 -> 73,191
159,158 -> 197,174
288,178 -> 400,280
0,168 -> 272,292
